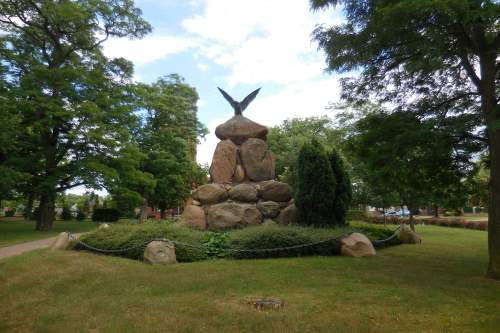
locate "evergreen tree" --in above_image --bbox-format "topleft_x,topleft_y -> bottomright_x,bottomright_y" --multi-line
296,139 -> 337,226
328,149 -> 352,225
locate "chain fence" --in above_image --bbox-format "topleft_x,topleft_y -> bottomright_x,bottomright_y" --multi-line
68,225 -> 402,255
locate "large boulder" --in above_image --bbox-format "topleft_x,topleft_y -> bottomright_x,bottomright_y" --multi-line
240,138 -> 275,181
209,140 -> 237,183
50,232 -> 71,251
259,181 -> 292,202
193,184 -> 228,205
215,115 -> 268,145
143,241 -> 177,264
340,233 -> 376,257
397,226 -> 422,244
257,201 -> 281,218
277,204 -> 298,225
207,202 -> 262,229
179,205 -> 207,230
229,183 -> 258,202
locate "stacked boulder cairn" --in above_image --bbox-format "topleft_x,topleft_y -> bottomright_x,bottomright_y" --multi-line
180,88 -> 297,230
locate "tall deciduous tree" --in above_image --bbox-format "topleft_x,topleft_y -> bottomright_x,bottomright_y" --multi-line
267,117 -> 344,191
311,0 -> 500,278
347,111 -> 471,230
0,0 -> 151,230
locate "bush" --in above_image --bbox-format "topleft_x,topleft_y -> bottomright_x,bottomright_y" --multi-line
4,209 -> 15,217
75,223 -> 401,262
76,222 -> 208,262
92,208 -> 120,222
346,210 -> 368,221
296,139 -> 337,226
76,210 -> 86,221
328,149 -> 352,225
61,206 -> 73,221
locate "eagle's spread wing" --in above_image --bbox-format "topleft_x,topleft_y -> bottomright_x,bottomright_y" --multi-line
240,88 -> 261,112
218,87 -> 238,109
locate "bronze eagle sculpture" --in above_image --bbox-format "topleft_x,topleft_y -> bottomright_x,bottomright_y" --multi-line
217,87 -> 261,116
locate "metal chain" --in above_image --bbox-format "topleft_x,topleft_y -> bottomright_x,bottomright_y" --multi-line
69,226 -> 401,255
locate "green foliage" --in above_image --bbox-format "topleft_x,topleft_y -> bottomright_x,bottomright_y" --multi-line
61,206 -> 73,221
347,111 -> 469,214
267,117 -> 345,190
4,209 -> 15,217
0,0 -> 152,229
76,222 -> 400,262
296,139 -> 337,226
328,149 -> 352,224
76,210 -> 86,221
92,208 -> 120,223
202,231 -> 230,258
76,222 -> 208,262
346,210 -> 367,221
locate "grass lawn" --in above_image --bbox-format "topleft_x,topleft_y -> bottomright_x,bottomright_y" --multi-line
1,224 -> 499,332
0,218 -> 98,247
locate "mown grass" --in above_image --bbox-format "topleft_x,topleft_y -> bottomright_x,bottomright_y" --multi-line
1,224 -> 499,332
0,218 -> 98,247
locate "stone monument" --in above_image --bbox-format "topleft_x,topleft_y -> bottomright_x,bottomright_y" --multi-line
179,88 -> 297,230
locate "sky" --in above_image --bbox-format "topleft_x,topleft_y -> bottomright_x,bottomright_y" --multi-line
102,0 -> 344,165
70,0 -> 345,195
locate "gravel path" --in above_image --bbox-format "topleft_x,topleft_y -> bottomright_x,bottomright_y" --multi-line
0,233 -> 83,261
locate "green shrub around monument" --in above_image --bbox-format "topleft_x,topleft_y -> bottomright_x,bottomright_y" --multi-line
76,222 -> 208,262
296,138 -> 337,226
76,223 -> 397,262
92,208 -> 120,222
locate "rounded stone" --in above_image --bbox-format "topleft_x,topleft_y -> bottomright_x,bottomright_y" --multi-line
192,184 -> 228,205
179,205 -> 207,230
257,201 -> 281,218
229,183 -> 259,202
215,115 -> 268,145
207,202 -> 262,229
259,181 -> 292,202
240,138 -> 275,181
277,204 -> 298,225
209,139 -> 237,183
143,241 -> 177,264
340,233 -> 376,257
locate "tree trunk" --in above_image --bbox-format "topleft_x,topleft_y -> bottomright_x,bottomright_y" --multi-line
480,53 -> 500,279
434,204 -> 439,218
383,206 -> 387,226
25,192 -> 35,220
36,193 -> 55,231
139,198 -> 148,224
409,210 -> 415,231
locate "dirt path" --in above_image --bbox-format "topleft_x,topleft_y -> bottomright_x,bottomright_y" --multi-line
0,233 -> 83,261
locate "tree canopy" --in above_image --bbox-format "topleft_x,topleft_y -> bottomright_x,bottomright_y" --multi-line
311,0 -> 500,278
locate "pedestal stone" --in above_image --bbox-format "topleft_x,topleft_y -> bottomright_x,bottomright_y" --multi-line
215,115 -> 268,145
207,202 -> 262,229
240,138 -> 275,181
209,139 -> 237,183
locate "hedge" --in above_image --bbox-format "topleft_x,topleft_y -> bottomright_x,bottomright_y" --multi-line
75,222 -> 399,262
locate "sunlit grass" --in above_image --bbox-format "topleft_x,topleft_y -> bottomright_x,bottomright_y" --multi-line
0,225 -> 499,332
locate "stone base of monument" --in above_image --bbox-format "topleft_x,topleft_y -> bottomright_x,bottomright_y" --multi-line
180,91 -> 299,230
179,181 -> 298,230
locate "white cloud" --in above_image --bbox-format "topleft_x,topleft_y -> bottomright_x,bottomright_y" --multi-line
102,35 -> 195,65
183,0 -> 343,86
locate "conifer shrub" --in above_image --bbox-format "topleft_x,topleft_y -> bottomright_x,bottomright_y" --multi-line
295,139 -> 337,226
328,149 -> 352,225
